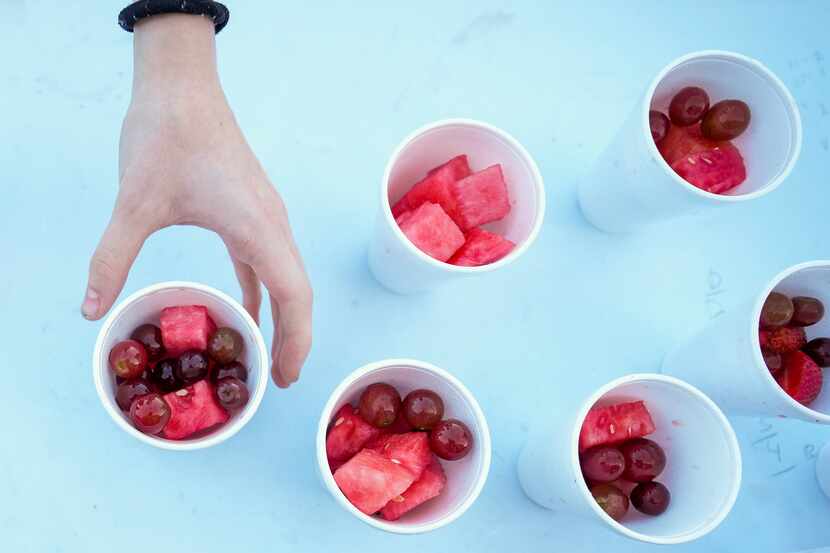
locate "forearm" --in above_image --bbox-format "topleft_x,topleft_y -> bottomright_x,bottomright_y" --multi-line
131,13 -> 221,103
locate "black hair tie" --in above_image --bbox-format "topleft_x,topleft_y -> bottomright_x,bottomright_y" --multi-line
119,0 -> 229,34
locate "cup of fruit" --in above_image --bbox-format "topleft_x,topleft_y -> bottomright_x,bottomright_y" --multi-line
316,359 -> 491,533
665,261 -> 830,423
518,373 -> 741,544
579,49 -> 801,233
369,118 -> 545,294
93,281 -> 269,450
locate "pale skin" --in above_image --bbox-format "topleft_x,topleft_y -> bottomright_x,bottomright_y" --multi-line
82,14 -> 312,388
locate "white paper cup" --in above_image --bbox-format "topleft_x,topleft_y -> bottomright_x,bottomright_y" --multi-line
316,358 -> 491,533
368,119 -> 546,294
664,261 -> 830,423
579,50 -> 802,233
93,281 -> 269,450
518,373 -> 741,545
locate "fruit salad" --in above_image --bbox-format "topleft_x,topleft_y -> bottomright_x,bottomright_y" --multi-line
326,383 -> 474,520
579,400 -> 671,521
651,86 -> 751,195
108,305 -> 251,439
391,155 -> 516,266
760,292 -> 828,406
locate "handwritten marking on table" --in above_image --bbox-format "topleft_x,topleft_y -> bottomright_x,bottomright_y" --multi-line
754,417 -> 819,477
705,269 -> 726,320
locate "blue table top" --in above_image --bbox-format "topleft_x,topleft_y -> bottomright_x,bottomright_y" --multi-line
2,1 -> 829,551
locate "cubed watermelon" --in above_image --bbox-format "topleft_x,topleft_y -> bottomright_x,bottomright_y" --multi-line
162,380 -> 229,440
334,449 -> 417,515
427,154 -> 472,181
394,209 -> 414,227
391,198 -> 410,218
579,400 -> 656,452
398,202 -> 465,262
380,456 -> 447,521
400,167 -> 460,222
449,228 -> 516,267
326,404 -> 381,467
368,432 -> 432,480
449,164 -> 511,230
160,305 -> 217,357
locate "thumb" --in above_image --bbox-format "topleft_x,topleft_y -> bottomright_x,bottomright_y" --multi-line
82,210 -> 148,320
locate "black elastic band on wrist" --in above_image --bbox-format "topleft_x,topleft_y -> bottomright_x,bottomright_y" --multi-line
119,1 -> 229,34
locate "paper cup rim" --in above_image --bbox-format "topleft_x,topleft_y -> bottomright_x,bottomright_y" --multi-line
315,358 -> 492,534
92,281 -> 270,451
643,49 -> 802,203
750,261 -> 830,423
570,373 -> 742,544
380,118 -> 546,274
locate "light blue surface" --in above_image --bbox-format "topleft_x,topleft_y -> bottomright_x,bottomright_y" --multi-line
2,1 -> 829,551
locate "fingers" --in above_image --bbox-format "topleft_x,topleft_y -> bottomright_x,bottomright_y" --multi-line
230,255 -> 262,325
83,209 -> 149,320
250,231 -> 313,388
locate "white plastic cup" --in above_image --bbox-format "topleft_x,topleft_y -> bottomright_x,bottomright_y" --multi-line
578,50 -> 802,233
818,442 -> 830,499
93,281 -> 270,450
368,118 -> 546,294
316,358 -> 491,534
664,261 -> 830,424
518,373 -> 741,545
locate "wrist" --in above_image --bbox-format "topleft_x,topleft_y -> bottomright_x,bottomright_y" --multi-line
131,13 -> 221,103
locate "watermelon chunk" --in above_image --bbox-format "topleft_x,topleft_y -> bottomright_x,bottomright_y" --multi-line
391,198 -> 410,218
398,202 -> 465,262
579,400 -> 656,452
367,432 -> 432,480
326,404 -> 381,468
400,166 -> 460,222
380,456 -> 447,521
427,154 -> 472,181
334,449 -> 417,515
160,305 -> 217,357
671,145 -> 746,194
394,209 -> 414,227
657,123 -> 720,166
162,380 -> 229,440
449,164 -> 511,230
449,228 -> 516,267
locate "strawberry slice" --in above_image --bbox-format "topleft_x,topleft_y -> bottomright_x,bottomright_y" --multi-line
777,351 -> 823,406
326,405 -> 381,467
368,432 -> 432,480
579,401 -> 656,452
765,326 -> 807,354
380,456 -> 447,521
333,449 -> 416,515
670,145 -> 746,194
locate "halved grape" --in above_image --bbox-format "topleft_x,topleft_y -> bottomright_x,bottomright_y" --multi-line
358,383 -> 401,428
402,389 -> 444,430
109,340 -> 149,379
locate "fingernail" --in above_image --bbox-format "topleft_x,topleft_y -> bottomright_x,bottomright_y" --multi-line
81,288 -> 100,319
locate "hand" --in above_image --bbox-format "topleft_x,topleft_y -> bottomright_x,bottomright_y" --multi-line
82,14 -> 312,388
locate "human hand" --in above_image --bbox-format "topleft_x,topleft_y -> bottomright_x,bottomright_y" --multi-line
82,14 -> 312,388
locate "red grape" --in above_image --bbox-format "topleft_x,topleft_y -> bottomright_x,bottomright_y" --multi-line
213,361 -> 249,383
129,393 -> 170,435
590,483 -> 629,521
791,296 -> 824,327
631,481 -> 671,516
669,86 -> 710,126
130,324 -> 165,361
701,99 -> 750,140
358,383 -> 401,428
176,350 -> 209,385
402,389 -> 444,430
115,379 -> 154,412
215,377 -> 249,411
109,340 -> 149,379
580,446 -> 625,483
620,438 -> 666,482
649,110 -> 670,143
430,419 -> 473,460
207,327 -> 244,363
